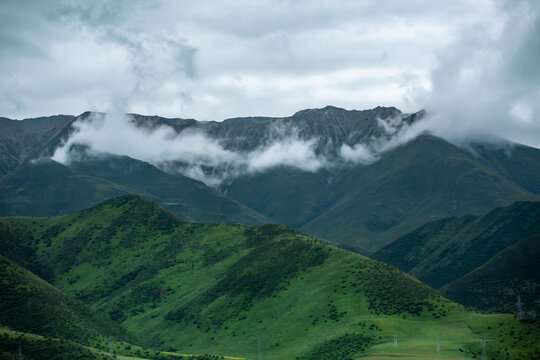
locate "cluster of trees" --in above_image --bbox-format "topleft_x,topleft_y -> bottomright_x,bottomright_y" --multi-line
297,333 -> 371,360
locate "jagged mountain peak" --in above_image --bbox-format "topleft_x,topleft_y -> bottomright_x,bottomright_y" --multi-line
292,105 -> 402,119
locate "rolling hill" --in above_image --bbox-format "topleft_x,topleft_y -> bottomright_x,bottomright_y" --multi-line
373,201 -> 540,317
0,253 -> 134,346
0,195 -> 538,359
0,160 -> 128,217
472,141 -> 540,196
0,156 -> 269,224
442,233 -> 540,317
299,135 -> 538,252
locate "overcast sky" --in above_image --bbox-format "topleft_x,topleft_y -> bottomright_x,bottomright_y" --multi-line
1,0 -> 539,147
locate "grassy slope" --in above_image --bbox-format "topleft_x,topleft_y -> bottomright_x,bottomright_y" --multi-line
442,234 -> 540,316
0,160 -> 129,217
0,157 -> 269,225
0,327 -> 102,360
1,195 -> 538,359
373,201 -> 540,316
0,253 -> 134,347
301,135 -> 538,253
222,167 -> 333,228
69,155 -> 269,224
0,327 -> 235,360
473,142 -> 540,196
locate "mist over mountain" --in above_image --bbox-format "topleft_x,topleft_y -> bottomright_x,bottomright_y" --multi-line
1,106 -> 539,253
49,106 -> 422,186
0,115 -> 74,178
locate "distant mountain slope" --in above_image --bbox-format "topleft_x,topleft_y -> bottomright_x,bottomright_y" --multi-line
442,234 -> 540,317
373,201 -> 540,316
0,160 -> 128,217
1,195 -> 538,359
0,156 -> 269,224
0,115 -> 75,179
0,106 -> 420,229
472,142 -> 540,195
69,155 -> 270,224
299,135 -> 538,252
2,107 -> 540,253
0,253 -> 134,345
222,167 -> 333,228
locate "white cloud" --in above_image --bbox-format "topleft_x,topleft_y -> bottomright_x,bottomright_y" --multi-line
1,0 -> 538,149
51,109 -> 422,185
339,143 -> 377,164
247,138 -> 326,173
0,0 -> 484,121
406,0 -> 540,148
52,112 -> 328,185
52,112 -> 239,166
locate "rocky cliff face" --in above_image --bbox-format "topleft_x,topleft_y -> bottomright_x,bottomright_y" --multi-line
131,105 -> 422,155
3,106 -> 422,186
2,106 -> 423,163
0,115 -> 75,179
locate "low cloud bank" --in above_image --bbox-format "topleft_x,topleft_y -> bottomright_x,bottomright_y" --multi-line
52,112 -> 332,186
51,111 -> 409,186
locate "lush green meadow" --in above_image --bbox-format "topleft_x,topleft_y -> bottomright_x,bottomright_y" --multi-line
0,195 -> 538,359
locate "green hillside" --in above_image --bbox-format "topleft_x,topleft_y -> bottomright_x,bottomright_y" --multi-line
222,167 -> 332,228
300,135 -> 538,252
0,253 -> 134,346
1,195 -> 538,359
0,160 -> 128,217
442,234 -> 540,317
69,155 -> 269,224
0,157 -> 269,224
473,142 -> 540,195
373,201 -> 540,316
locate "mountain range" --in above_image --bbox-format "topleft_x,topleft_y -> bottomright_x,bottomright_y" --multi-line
2,103 -> 540,356
1,106 -> 539,254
